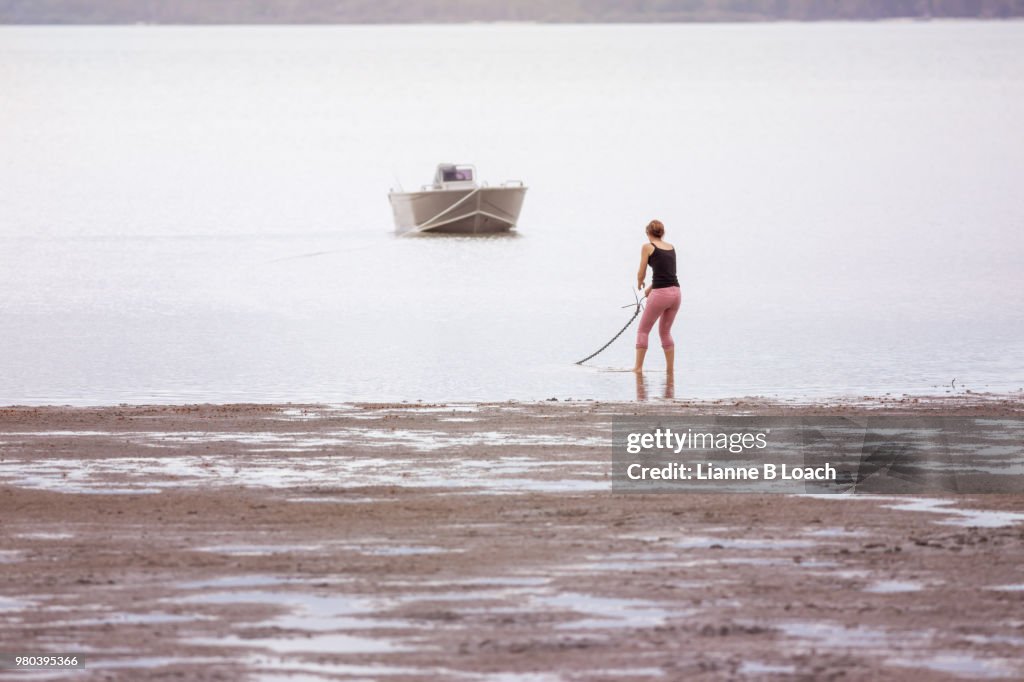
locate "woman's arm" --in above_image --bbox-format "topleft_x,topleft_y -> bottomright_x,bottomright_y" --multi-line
637,243 -> 654,290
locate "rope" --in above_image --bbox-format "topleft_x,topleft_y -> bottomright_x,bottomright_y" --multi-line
575,290 -> 645,365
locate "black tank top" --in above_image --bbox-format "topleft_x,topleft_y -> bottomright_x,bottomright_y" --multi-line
648,244 -> 679,289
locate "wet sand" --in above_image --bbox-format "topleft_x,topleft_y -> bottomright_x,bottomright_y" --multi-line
2,395 -> 1024,681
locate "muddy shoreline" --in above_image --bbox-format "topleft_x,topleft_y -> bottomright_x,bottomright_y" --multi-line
2,396 -> 1024,681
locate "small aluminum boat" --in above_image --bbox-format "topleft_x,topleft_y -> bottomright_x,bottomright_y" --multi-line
389,164 -> 527,234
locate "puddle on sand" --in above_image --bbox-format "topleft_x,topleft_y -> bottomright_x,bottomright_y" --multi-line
881,498 -> 1024,528
176,589 -> 404,631
775,621 -> 891,647
39,612 -> 203,627
249,675 -> 332,682
0,550 -> 24,563
802,568 -> 873,580
286,496 -> 389,504
189,632 -> 405,654
864,580 -> 924,593
962,633 -> 1024,646
886,654 -> 1020,679
454,576 -> 550,587
183,589 -> 414,657
987,584 -> 1024,592
177,575 -> 313,589
381,404 -> 480,414
0,451 -> 604,495
775,622 -> 1009,677
86,656 -> 224,669
243,654 -> 420,680
468,671 -> 565,675
801,526 -> 868,538
400,587 -> 678,632
739,661 -> 797,675
794,559 -> 840,568
564,669 -> 664,679
396,588 -> 529,604
469,667 -> 663,680
797,494 -> 1024,529
673,537 -> 817,550
562,557 -> 719,574
0,596 -> 33,611
349,544 -> 452,556
539,592 -> 675,630
15,532 -> 74,540
245,654 -> 482,681
268,408 -> 347,421
719,557 -> 793,566
381,576 -> 549,589
195,544 -> 323,556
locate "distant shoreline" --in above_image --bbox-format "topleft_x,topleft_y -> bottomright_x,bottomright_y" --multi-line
4,0 -> 1024,27
4,17 -> 1024,26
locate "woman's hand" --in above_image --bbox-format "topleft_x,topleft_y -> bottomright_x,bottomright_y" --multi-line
644,284 -> 653,298
637,278 -> 644,291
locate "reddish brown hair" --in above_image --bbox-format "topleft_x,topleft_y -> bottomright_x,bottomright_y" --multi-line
646,219 -> 665,239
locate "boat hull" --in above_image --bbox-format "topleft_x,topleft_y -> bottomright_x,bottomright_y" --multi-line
388,186 -> 527,234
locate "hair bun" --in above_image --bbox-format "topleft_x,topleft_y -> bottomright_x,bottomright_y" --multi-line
646,219 -> 665,238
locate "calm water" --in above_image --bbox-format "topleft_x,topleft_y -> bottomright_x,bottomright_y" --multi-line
1,23 -> 1023,405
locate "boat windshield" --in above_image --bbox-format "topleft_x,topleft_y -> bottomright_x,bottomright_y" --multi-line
442,167 -> 473,182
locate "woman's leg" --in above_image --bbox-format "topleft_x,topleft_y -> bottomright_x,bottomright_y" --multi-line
658,289 -> 682,374
635,290 -> 668,372
633,347 -> 647,374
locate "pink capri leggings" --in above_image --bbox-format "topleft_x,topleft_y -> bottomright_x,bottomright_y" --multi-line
636,286 -> 681,350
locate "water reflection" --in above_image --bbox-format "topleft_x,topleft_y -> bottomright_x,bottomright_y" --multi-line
635,372 -> 647,401
400,231 -> 523,241
634,373 -> 674,402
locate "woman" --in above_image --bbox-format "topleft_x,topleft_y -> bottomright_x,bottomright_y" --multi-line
634,219 -> 681,375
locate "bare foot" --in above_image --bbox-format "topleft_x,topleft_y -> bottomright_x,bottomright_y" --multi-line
632,367 -> 644,374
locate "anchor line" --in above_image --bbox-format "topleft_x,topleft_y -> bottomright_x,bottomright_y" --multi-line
575,291 -> 646,365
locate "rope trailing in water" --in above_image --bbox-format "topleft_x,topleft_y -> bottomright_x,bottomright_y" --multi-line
575,290 -> 645,365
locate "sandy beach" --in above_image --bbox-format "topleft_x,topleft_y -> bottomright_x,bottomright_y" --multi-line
1,396 -> 1023,681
